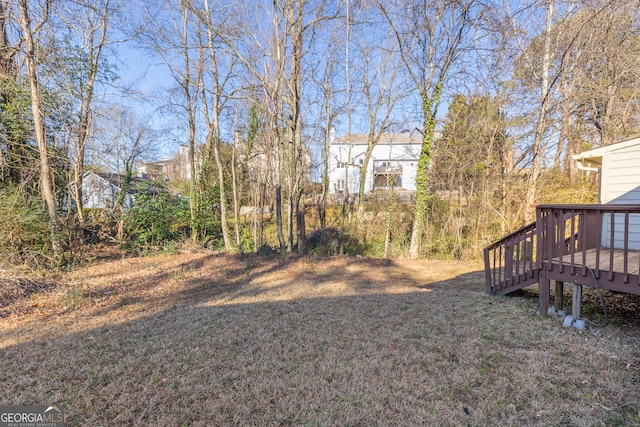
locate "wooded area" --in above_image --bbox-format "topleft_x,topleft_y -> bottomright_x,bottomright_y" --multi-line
1,0 -> 637,267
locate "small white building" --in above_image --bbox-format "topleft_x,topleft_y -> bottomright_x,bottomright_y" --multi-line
69,171 -> 162,211
573,137 -> 640,249
328,131 -> 423,195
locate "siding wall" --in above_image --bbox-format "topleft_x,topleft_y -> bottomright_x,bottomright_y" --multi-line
601,143 -> 640,250
82,173 -> 133,210
328,143 -> 420,194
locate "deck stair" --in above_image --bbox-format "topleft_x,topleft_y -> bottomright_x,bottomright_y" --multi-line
484,221 -> 538,296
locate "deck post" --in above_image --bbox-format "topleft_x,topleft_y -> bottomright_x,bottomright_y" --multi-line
539,275 -> 550,316
572,283 -> 583,319
554,280 -> 564,311
484,247 -> 492,294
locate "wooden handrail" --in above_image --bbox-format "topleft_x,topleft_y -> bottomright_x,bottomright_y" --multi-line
483,221 -> 536,252
484,221 -> 538,295
536,204 -> 640,287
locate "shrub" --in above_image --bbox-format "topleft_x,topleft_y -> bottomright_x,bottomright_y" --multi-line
0,185 -> 50,267
124,191 -> 191,252
306,227 -> 363,256
306,227 -> 341,256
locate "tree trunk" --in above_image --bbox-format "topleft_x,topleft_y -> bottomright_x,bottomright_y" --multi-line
320,124 -> 330,229
384,187 -> 396,258
231,142 -> 241,247
202,0 -> 232,251
213,140 -> 232,250
18,0 -> 62,255
409,85 -> 442,259
72,3 -> 108,225
296,189 -> 306,254
341,0 -> 352,230
275,184 -> 285,254
357,147 -> 372,216
524,0 -> 553,223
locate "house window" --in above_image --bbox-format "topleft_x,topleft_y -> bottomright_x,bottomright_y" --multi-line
336,179 -> 345,190
337,162 -> 346,168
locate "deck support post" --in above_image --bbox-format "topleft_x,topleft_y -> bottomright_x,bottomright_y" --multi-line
539,276 -> 550,316
572,283 -> 583,319
554,280 -> 564,311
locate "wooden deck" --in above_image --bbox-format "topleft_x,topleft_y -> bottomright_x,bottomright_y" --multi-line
543,247 -> 640,291
572,247 -> 640,276
485,204 -> 640,316
506,248 -> 640,279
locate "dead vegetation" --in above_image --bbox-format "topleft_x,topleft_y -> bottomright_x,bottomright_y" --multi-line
1,252 -> 639,426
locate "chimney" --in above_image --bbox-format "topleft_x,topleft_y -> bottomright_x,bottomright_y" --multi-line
233,130 -> 243,145
179,144 -> 188,159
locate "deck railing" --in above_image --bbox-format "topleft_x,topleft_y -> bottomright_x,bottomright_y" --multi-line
537,204 -> 640,290
484,221 -> 538,295
484,204 -> 640,296
373,165 -> 402,175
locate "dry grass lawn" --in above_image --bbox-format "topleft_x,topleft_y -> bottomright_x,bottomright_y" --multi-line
1,250 -> 640,426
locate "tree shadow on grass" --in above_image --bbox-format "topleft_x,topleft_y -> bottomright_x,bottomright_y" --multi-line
1,264 -> 639,426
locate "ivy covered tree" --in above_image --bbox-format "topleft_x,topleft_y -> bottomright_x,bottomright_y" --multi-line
378,0 -> 482,258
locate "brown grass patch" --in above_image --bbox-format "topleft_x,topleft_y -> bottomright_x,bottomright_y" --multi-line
1,252 -> 639,425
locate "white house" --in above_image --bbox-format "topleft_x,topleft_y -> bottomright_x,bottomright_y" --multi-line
70,171 -> 162,211
138,144 -> 198,182
328,130 -> 423,195
573,137 -> 640,249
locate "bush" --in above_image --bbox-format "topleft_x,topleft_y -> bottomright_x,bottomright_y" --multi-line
306,227 -> 341,256
306,227 -> 363,256
0,185 -> 50,266
124,191 -> 191,252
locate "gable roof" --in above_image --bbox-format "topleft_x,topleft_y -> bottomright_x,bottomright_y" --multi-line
85,171 -> 165,196
332,132 -> 424,146
573,137 -> 640,166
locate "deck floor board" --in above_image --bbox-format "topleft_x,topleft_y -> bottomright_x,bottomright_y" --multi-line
554,247 -> 640,276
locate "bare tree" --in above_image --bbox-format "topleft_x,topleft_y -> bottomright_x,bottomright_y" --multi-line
139,0 -> 202,241
93,105 -> 157,240
523,0 -> 554,223
379,0 -> 479,258
212,0 -> 334,253
312,33 -> 339,229
210,1 -> 287,252
564,3 -> 640,157
191,0 -> 235,250
17,0 -> 62,254
341,0 -> 355,229
507,0 -> 640,218
46,0 -> 122,225
352,24 -> 406,216
94,106 -> 157,182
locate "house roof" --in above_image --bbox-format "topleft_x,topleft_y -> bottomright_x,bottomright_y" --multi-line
573,137 -> 640,167
332,131 -> 424,145
87,171 -> 165,196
